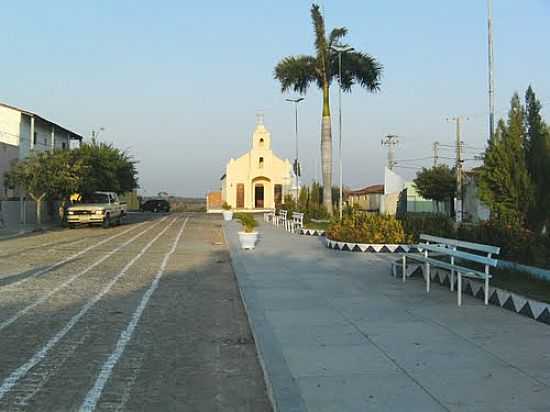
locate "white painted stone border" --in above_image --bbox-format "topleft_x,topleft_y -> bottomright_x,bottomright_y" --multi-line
325,237 -> 420,253
300,228 -> 326,237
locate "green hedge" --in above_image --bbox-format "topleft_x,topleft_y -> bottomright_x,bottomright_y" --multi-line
400,214 -> 455,242
327,213 -> 412,244
326,212 -> 550,269
400,214 -> 550,269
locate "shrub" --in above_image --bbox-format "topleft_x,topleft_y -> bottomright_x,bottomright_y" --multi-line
327,212 -> 412,244
222,201 -> 231,210
234,213 -> 258,233
457,221 -> 550,269
400,214 -> 455,242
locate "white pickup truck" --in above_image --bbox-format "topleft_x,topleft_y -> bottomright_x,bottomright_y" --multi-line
66,191 -> 127,228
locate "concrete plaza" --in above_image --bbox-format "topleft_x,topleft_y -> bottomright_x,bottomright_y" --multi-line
225,220 -> 550,412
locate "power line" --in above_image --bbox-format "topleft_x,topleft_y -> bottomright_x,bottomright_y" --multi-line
394,156 -> 434,163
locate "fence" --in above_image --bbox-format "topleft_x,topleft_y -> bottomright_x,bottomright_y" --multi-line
0,200 -> 61,228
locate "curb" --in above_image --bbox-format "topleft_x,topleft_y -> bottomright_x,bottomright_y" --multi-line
222,222 -> 307,412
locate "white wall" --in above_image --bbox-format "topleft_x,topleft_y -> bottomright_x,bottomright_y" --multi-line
0,106 -> 22,147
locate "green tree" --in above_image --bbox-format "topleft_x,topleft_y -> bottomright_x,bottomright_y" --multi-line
5,150 -> 84,224
413,165 -> 456,215
298,185 -> 309,210
310,181 -> 321,208
479,93 -> 534,225
75,140 -> 138,195
274,4 -> 382,214
525,86 -> 550,231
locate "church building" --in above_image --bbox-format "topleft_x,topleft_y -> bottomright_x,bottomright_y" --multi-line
220,116 -> 293,210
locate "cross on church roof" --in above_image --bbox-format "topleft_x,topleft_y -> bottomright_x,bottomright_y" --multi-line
256,112 -> 264,126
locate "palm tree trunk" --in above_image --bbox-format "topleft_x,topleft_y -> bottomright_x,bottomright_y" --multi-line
321,81 -> 333,214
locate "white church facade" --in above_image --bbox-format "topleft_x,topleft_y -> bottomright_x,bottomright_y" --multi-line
218,116 -> 294,210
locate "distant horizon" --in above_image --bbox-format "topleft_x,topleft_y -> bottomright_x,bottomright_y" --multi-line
1,1 -> 549,197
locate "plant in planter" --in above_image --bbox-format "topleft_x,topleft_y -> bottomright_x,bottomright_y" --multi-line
235,213 -> 259,250
222,202 -> 233,221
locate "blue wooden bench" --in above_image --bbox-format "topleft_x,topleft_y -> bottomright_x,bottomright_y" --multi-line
398,234 -> 500,306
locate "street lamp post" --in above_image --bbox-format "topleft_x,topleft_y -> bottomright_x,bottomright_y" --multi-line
286,97 -> 304,203
331,45 -> 353,220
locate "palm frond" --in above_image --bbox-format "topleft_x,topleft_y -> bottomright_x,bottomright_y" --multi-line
329,27 -> 348,48
311,4 -> 328,78
274,55 -> 319,94
330,51 -> 383,92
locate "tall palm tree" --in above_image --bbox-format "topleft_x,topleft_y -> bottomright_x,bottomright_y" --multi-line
274,4 -> 382,214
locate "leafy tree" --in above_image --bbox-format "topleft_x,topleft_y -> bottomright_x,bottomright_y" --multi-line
479,93 -> 534,225
413,165 -> 456,215
309,181 -> 321,208
274,4 -> 382,214
525,86 -> 550,231
5,150 -> 84,224
298,185 -> 309,210
75,140 -> 138,195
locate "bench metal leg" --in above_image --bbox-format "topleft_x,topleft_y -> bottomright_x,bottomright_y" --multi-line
402,255 -> 406,282
450,271 -> 454,292
484,276 -> 489,305
457,273 -> 462,306
450,253 -> 455,292
426,262 -> 430,293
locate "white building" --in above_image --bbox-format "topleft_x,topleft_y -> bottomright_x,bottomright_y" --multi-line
0,102 -> 83,198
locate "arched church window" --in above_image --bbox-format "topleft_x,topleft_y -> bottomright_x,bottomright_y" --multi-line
259,157 -> 264,168
259,138 -> 264,146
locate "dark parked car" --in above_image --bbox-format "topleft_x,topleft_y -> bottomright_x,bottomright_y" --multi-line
141,199 -> 170,213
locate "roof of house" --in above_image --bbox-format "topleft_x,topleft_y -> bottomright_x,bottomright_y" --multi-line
348,184 -> 384,196
0,102 -> 83,140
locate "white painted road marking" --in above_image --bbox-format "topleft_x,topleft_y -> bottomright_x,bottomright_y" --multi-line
0,217 -> 179,401
0,217 -> 168,332
0,221 -> 148,290
79,217 -> 189,412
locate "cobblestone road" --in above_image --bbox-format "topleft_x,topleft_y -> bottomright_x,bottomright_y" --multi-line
0,213 -> 270,412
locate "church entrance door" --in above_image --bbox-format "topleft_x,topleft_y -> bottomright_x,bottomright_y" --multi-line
255,184 -> 264,208
236,184 -> 244,208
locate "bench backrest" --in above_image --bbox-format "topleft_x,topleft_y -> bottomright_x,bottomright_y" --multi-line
292,212 -> 304,221
279,210 -> 287,218
419,243 -> 499,267
420,234 -> 500,255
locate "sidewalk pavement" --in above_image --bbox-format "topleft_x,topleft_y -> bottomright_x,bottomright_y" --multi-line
0,223 -> 56,240
225,220 -> 550,412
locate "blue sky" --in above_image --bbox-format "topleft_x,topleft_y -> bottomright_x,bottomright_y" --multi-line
1,1 -> 549,196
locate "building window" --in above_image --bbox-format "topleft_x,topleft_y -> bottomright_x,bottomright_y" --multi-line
62,142 -> 67,149
33,131 -> 37,145
259,138 -> 264,146
259,157 -> 264,168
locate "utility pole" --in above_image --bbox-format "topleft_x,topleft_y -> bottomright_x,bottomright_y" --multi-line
488,0 -> 496,139
331,44 -> 353,221
381,135 -> 399,170
447,117 -> 466,221
433,141 -> 439,167
285,98 -> 304,202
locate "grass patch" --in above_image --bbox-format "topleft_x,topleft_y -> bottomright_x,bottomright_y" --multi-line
492,268 -> 550,304
304,221 -> 329,231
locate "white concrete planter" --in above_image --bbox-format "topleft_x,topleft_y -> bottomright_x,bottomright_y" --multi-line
222,210 -> 233,221
238,231 -> 259,250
